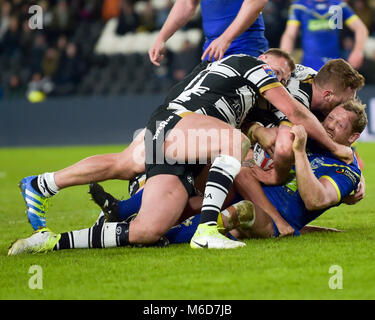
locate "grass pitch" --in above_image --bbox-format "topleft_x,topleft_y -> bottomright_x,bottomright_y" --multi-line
0,143 -> 375,300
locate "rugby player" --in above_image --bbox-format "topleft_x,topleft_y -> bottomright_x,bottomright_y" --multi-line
19,51 -> 354,249
280,0 -> 368,70
8,99 -> 367,254
245,59 -> 365,185
149,0 -> 269,65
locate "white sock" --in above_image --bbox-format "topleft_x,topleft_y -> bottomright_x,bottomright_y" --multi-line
37,172 -> 59,197
199,154 -> 241,225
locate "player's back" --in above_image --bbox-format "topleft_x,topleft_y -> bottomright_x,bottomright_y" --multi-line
200,0 -> 268,58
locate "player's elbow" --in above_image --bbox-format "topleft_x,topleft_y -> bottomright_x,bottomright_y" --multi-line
304,194 -> 331,211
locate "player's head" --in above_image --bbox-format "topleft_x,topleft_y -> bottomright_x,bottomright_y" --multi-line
323,99 -> 368,146
312,59 -> 365,115
258,48 -> 295,86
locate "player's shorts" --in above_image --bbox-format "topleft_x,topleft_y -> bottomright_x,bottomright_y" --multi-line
143,105 -> 198,196
262,185 -> 301,237
144,105 -> 209,196
129,167 -> 198,198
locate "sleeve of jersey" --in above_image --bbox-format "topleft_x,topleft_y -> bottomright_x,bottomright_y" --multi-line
287,4 -> 302,26
342,3 -> 359,26
244,62 -> 283,95
319,166 -> 361,202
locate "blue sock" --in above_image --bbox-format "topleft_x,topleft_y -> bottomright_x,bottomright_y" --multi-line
118,189 -> 144,221
165,215 -> 200,244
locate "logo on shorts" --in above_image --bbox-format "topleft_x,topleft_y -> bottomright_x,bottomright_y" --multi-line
153,115 -> 175,141
116,226 -> 123,236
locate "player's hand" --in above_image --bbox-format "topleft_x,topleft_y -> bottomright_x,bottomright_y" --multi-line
250,166 -> 281,185
201,35 -> 232,62
275,219 -> 295,238
347,50 -> 364,69
332,143 -> 354,164
290,125 -> 307,153
254,126 -> 277,158
342,175 -> 365,205
149,39 -> 166,66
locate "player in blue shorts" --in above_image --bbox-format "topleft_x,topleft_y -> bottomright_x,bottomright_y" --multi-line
8,99 -> 367,254
280,0 -> 368,70
149,0 -> 269,65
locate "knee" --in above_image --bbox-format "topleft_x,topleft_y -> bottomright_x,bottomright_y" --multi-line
115,151 -> 144,179
130,220 -> 166,244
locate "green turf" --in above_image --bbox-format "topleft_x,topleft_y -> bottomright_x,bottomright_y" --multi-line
1,143 -> 375,300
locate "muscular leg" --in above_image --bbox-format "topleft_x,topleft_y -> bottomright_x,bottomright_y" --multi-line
129,175 -> 189,244
164,114 -> 249,226
53,129 -> 147,189
222,203 -> 275,239
234,163 -> 295,237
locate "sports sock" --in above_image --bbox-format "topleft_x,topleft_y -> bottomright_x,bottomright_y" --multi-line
199,154 -> 241,225
54,213 -> 130,250
31,173 -> 59,197
117,189 -> 144,221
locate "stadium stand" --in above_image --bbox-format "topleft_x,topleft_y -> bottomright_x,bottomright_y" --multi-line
1,0 -> 375,100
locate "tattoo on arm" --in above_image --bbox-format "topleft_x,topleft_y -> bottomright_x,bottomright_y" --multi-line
242,159 -> 256,168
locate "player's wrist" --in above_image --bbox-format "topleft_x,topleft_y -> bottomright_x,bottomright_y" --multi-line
247,122 -> 264,145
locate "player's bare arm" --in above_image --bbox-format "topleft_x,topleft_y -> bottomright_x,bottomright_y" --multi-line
291,125 -> 340,210
262,85 -> 353,164
346,17 -> 369,69
148,0 -> 199,66
202,0 -> 268,61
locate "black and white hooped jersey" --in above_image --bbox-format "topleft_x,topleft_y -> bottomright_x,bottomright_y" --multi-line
166,54 -> 283,128
245,64 -> 317,126
287,64 -> 317,108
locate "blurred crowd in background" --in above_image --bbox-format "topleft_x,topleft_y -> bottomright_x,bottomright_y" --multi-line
1,0 -> 375,100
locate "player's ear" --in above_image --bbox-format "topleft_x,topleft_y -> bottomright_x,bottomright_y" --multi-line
323,89 -> 334,102
258,54 -> 266,62
349,132 -> 361,145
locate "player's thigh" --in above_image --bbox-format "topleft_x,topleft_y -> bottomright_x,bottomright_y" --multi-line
116,129 -> 146,179
165,113 -> 247,162
131,174 -> 189,238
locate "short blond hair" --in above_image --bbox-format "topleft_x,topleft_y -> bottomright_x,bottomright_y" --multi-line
314,59 -> 365,92
264,48 -> 296,73
341,99 -> 368,134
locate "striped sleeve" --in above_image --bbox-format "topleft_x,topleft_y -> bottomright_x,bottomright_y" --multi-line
243,63 -> 283,94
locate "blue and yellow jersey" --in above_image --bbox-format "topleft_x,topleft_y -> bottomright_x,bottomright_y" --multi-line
287,0 -> 358,70
263,149 -> 361,234
200,0 -> 269,59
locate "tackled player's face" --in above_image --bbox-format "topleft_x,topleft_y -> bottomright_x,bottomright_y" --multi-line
320,86 -> 357,116
258,54 -> 291,86
323,106 -> 357,146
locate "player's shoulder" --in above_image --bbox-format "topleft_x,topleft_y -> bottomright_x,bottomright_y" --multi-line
220,54 -> 266,72
320,151 -> 362,177
291,64 -> 317,81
